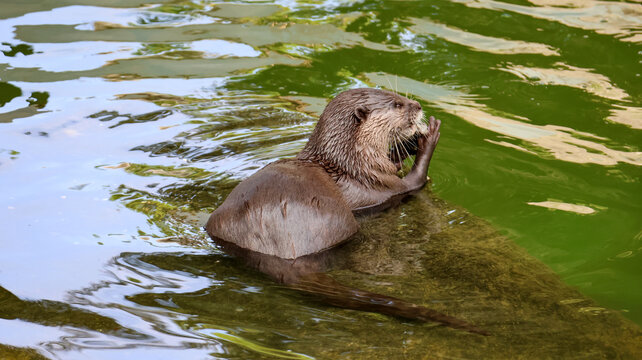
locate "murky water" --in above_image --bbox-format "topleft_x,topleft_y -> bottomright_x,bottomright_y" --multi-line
1,0 -> 641,358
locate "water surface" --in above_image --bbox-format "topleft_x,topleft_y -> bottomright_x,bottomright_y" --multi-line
1,0 -> 641,358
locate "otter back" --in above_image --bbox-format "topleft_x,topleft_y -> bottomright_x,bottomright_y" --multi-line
206,159 -> 359,259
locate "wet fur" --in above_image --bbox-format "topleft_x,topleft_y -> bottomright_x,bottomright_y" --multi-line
206,160 -> 358,258
203,89 -> 487,335
207,88 -> 440,259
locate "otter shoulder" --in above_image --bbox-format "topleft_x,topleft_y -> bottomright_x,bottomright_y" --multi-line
206,160 -> 359,259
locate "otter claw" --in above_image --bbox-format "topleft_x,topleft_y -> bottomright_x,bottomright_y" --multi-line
418,116 -> 441,147
427,116 -> 441,135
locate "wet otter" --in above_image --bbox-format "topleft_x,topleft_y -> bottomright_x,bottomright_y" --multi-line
205,88 -> 485,334
206,88 -> 440,259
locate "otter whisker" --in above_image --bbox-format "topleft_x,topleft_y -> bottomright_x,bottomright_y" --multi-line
397,133 -> 409,165
396,129 -> 414,169
390,131 -> 400,163
390,130 -> 414,171
393,139 -> 400,167
389,130 -> 401,166
385,76 -> 395,95
399,135 -> 413,167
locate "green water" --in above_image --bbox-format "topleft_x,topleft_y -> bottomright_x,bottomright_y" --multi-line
1,0 -> 641,358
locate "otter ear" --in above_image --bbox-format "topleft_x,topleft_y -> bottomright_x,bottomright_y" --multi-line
354,106 -> 369,124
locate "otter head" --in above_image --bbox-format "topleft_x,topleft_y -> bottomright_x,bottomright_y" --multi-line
298,88 -> 428,184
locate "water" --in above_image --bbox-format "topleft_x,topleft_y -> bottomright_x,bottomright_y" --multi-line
1,0 -> 641,358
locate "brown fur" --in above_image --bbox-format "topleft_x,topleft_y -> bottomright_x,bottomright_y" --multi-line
202,89 -> 487,335
206,160 -> 358,258
206,88 -> 441,259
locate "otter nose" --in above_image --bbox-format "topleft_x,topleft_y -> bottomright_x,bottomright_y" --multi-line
410,100 -> 421,111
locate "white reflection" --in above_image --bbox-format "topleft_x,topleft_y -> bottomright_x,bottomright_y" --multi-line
500,62 -> 629,101
409,17 -> 560,56
527,201 -> 597,214
1,40 -> 260,73
608,106 -> 642,130
0,5 -> 217,44
452,0 -> 642,43
0,319 -> 66,348
190,39 -> 261,58
366,73 -> 642,166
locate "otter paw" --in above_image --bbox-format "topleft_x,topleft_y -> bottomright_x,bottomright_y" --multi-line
417,116 -> 441,152
427,116 -> 441,146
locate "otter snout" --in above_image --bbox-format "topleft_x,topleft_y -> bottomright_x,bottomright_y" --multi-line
416,117 -> 429,135
412,103 -> 429,135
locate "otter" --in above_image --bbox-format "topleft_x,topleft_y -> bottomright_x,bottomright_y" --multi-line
206,88 -> 440,259
205,88 -> 486,335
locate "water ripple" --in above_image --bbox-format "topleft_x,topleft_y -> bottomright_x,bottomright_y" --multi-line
366,72 -> 642,166
453,0 -> 642,43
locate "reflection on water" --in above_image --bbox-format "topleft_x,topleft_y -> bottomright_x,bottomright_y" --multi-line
3,199 -> 641,358
0,40 -> 261,72
454,0 -> 642,43
527,200 -> 597,214
1,0 -> 640,358
608,105 -> 642,129
366,73 -> 642,166
407,17 -> 560,56
500,62 -> 629,101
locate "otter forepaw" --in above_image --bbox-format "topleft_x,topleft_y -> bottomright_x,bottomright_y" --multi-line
428,115 -> 441,146
401,116 -> 441,189
417,116 -> 441,154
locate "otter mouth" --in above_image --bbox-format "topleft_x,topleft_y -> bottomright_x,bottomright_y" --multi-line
388,108 -> 431,171
413,109 -> 429,136
389,132 -> 419,169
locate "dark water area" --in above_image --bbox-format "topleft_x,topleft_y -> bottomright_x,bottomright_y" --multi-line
1,0 -> 641,358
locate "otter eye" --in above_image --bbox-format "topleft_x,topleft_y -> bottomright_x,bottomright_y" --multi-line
394,102 -> 403,109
